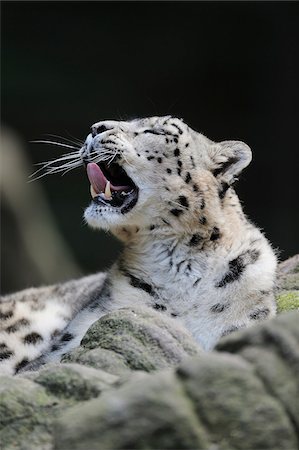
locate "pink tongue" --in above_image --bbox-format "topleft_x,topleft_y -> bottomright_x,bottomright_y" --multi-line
86,163 -> 130,193
87,163 -> 107,193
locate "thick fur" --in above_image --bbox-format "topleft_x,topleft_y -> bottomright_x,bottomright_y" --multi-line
0,116 -> 277,375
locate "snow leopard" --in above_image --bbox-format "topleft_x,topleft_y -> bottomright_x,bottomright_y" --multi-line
0,116 -> 277,375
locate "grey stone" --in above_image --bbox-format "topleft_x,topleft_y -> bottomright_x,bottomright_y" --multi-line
216,311 -> 299,436
63,306 -> 201,375
54,370 -> 210,450
177,353 -> 297,450
276,255 -> 299,312
31,363 -> 118,401
0,376 -> 57,450
2,259 -> 299,450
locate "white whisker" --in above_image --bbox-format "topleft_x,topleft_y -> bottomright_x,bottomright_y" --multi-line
30,140 -> 80,150
44,133 -> 84,147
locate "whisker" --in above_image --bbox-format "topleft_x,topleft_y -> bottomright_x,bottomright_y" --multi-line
168,200 -> 189,211
30,140 -> 80,150
44,133 -> 84,147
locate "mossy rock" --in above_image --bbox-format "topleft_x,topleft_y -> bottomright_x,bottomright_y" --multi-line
276,290 -> 299,312
63,306 -> 201,375
54,350 -> 298,450
276,255 -> 299,312
0,376 -> 58,450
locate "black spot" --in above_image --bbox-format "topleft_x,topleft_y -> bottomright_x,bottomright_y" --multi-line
149,225 -> 156,230
200,198 -> 205,209
147,156 -> 155,161
61,332 -> 74,342
177,160 -> 182,167
171,313 -> 178,317
178,195 -> 189,208
199,216 -> 207,225
171,123 -> 183,134
6,318 -> 30,333
213,156 -> 239,177
210,303 -> 228,313
193,184 -> 199,192
101,140 -> 115,146
190,155 -> 195,167
0,310 -> 13,320
15,358 -> 29,374
186,262 -> 192,272
157,157 -> 162,163
185,172 -> 192,184
174,137 -> 178,143
51,344 -> 60,352
222,326 -> 239,337
249,308 -> 270,320
166,138 -> 169,143
0,343 -> 8,350
189,234 -> 202,246
176,260 -> 185,272
185,143 -> 189,147
216,250 -> 259,288
127,274 -> 156,297
0,350 -> 14,361
170,208 -> 183,217
210,227 -> 221,241
219,182 -> 230,199
96,124 -> 109,134
143,129 -> 164,135
216,256 -> 245,287
153,303 -> 167,311
137,153 -> 141,157
162,218 -> 170,225
177,168 -> 182,176
23,332 -> 43,345
193,278 -> 201,286
166,168 -> 172,174
174,148 -> 180,157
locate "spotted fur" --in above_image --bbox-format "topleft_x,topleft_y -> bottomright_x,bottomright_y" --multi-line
0,116 -> 277,375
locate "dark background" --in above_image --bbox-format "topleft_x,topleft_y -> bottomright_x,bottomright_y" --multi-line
1,1 -> 298,294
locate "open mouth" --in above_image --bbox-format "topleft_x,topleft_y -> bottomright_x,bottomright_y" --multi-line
86,162 -> 138,213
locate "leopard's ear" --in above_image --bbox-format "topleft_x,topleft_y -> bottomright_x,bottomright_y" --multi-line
209,140 -> 252,185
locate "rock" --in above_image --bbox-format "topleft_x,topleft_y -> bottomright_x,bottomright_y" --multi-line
276,255 -> 299,312
54,370 -> 210,450
62,347 -> 131,376
0,376 -> 57,450
177,353 -> 296,450
54,341 -> 298,450
62,306 -> 201,375
216,311 -> 299,436
29,363 -> 118,401
2,258 -> 299,450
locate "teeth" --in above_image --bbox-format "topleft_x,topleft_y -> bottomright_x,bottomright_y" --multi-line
105,181 -> 112,200
90,184 -> 98,199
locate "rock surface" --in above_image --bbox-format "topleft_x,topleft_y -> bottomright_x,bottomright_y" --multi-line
62,306 -> 201,375
1,255 -> 299,450
276,254 -> 299,312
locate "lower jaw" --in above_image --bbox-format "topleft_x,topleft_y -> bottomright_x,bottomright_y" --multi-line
92,189 -> 139,215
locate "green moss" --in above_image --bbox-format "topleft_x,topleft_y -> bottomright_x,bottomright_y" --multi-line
276,291 -> 299,313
